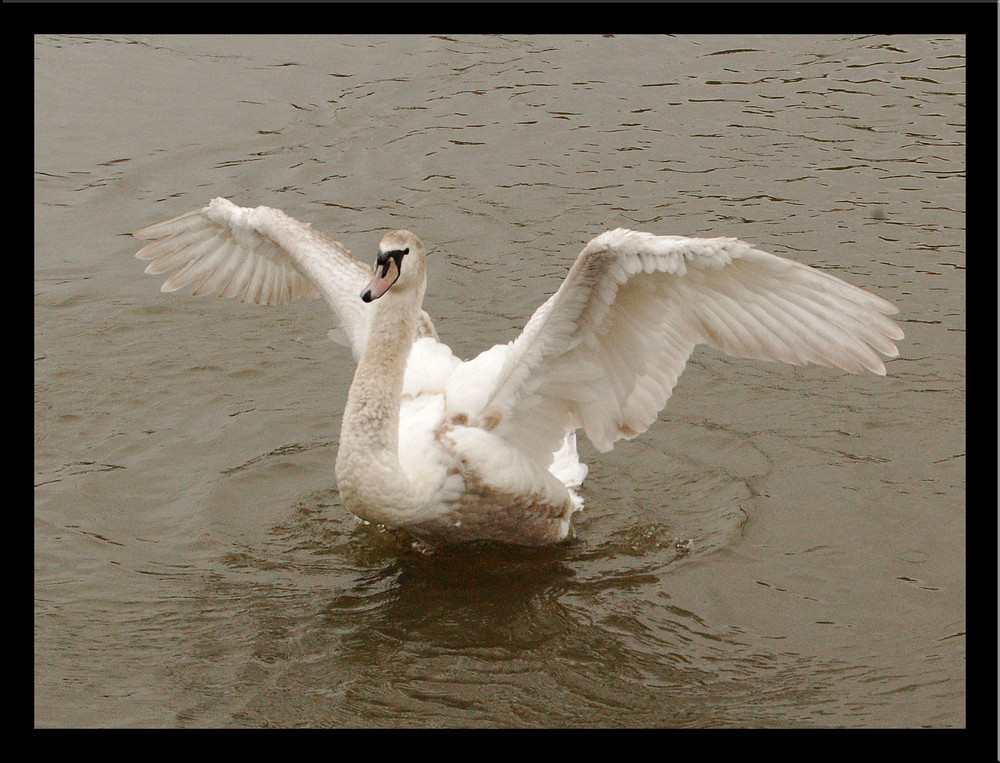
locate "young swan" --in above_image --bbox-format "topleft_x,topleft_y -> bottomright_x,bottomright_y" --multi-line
333,230 -> 579,545
134,198 -> 903,546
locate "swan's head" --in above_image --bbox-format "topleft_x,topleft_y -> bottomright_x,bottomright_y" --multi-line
361,230 -> 427,303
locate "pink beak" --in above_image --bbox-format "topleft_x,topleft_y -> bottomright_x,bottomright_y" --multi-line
361,256 -> 401,303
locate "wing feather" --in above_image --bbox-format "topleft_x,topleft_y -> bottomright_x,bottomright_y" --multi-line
134,197 -> 438,359
451,228 -> 902,458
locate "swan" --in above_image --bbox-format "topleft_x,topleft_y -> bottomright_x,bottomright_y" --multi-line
133,197 -> 903,546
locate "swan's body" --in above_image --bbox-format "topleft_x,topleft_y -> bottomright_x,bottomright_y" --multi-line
134,198 -> 902,546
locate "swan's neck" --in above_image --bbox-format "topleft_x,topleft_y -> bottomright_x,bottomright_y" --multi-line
335,287 -> 421,525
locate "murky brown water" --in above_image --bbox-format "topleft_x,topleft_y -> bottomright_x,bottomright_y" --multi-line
35,34 -> 965,728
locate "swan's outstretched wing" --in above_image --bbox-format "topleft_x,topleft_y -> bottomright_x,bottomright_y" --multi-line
133,198 -> 437,359
448,228 -> 903,462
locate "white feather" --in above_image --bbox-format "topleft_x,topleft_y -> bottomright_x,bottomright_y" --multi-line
135,203 -> 903,546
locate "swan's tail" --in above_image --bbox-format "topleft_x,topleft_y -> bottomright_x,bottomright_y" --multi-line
548,431 -> 589,490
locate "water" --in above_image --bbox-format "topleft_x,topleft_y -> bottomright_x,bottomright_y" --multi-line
34,34 -> 965,728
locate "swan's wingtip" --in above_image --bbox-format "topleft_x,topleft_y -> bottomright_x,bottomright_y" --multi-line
132,223 -> 159,241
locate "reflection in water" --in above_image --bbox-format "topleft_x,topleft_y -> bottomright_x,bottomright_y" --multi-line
171,502 -> 853,727
163,481 -> 761,727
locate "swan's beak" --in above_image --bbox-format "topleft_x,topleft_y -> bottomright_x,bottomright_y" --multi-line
361,256 -> 401,303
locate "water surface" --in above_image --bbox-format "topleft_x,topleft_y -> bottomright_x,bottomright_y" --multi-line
34,34 -> 965,728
